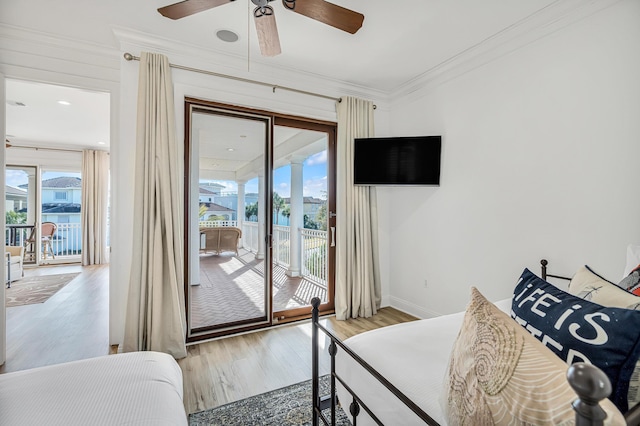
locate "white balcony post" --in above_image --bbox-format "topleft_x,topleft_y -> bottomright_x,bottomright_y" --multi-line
287,155 -> 305,277
256,174 -> 265,260
237,181 -> 246,249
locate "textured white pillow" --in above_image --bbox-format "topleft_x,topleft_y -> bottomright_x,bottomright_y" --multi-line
624,244 -> 640,278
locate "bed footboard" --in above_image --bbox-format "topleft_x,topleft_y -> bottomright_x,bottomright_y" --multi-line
310,297 -> 623,426
310,297 -> 438,426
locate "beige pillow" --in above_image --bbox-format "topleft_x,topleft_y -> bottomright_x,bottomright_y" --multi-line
443,287 -> 625,425
568,265 -> 640,408
568,265 -> 640,310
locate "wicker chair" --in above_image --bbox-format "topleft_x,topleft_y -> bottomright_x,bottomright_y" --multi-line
24,222 -> 57,261
199,227 -> 242,255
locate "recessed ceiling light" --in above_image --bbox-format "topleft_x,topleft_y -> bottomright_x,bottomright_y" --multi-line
227,148 -> 235,152
216,29 -> 239,43
239,135 -> 247,138
97,141 -> 106,145
57,100 -> 71,106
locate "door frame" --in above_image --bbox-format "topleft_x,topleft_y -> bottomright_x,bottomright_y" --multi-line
183,98 -> 336,342
271,115 -> 337,323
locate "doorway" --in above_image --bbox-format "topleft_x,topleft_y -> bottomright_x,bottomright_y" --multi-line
185,99 -> 336,341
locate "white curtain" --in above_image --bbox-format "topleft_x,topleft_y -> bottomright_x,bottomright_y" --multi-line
123,52 -> 186,359
81,149 -> 109,265
335,96 -> 381,320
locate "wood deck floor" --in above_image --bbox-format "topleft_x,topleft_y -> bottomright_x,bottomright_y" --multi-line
191,248 -> 328,329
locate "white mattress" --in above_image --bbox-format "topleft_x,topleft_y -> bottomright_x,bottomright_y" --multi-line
335,298 -> 512,425
0,351 -> 187,426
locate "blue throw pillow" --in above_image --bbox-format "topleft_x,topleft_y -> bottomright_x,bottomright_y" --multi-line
511,268 -> 640,412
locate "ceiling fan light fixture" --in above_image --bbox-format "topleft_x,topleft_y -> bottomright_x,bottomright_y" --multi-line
216,29 -> 239,43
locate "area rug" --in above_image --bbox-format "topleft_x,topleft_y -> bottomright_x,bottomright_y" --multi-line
189,375 -> 351,426
5,273 -> 80,307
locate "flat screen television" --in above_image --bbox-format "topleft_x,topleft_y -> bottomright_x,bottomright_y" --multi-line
353,136 -> 441,186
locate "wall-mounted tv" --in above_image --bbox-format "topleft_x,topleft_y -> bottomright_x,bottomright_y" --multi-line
354,136 -> 441,186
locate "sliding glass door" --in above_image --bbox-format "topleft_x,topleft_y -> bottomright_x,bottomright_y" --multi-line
184,99 -> 336,341
271,118 -> 336,322
186,103 -> 272,340
5,167 -> 83,264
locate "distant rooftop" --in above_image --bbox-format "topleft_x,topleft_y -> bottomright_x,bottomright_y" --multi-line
19,176 -> 82,189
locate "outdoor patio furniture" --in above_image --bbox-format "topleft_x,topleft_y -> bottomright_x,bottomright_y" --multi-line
24,222 -> 58,261
6,245 -> 24,287
200,227 -> 242,255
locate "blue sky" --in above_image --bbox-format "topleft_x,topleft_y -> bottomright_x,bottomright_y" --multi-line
205,150 -> 328,199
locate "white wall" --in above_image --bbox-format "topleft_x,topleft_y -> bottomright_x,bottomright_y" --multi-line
384,0 -> 640,318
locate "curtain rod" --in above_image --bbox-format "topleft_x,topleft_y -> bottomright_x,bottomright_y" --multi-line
123,52 -> 376,109
7,144 -> 84,153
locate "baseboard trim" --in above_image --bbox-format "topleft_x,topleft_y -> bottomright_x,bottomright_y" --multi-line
388,296 -> 441,319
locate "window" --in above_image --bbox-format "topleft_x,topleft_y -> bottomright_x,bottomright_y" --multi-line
54,191 -> 68,201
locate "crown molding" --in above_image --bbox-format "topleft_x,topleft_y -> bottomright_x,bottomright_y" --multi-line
389,0 -> 623,104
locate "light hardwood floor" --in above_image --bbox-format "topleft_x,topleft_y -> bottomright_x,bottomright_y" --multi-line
179,307 -> 417,415
2,263 -> 417,417
1,263 -> 110,373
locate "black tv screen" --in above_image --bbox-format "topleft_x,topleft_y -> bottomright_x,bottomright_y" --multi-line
354,136 -> 441,186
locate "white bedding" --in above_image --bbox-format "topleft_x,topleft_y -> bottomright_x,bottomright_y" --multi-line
335,298 -> 512,425
0,351 -> 187,426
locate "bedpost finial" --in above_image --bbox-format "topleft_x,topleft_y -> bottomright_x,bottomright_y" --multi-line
567,363 -> 610,424
311,297 -> 321,309
541,259 -> 548,267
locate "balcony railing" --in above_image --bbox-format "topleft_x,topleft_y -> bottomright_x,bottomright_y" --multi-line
273,225 -> 291,268
52,223 -> 82,257
5,222 -> 82,260
203,220 -> 328,287
199,220 -> 238,228
301,229 -> 327,286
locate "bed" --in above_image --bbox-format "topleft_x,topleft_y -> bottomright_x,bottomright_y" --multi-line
0,351 -> 187,425
311,256 -> 640,426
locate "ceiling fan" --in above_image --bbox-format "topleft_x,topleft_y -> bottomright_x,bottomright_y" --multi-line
158,0 -> 364,57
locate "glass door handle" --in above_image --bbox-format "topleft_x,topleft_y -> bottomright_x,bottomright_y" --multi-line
330,227 -> 336,247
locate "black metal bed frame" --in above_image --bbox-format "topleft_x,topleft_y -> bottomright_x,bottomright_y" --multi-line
310,259 -> 640,426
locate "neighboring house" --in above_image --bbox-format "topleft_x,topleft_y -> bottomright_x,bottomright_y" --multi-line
200,191 -> 260,222
198,185 -> 222,203
292,196 -> 325,219
18,176 -> 82,225
199,202 -> 235,221
38,177 -> 82,225
5,185 -> 27,213
280,196 -> 325,226
18,177 -> 82,255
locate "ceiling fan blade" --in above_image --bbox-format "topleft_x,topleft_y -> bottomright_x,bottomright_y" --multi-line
254,7 -> 282,57
158,0 -> 232,20
284,0 -> 364,34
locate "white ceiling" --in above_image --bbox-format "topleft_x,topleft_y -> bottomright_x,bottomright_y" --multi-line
193,110 -> 327,182
2,0 -> 563,149
5,80 -> 110,150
